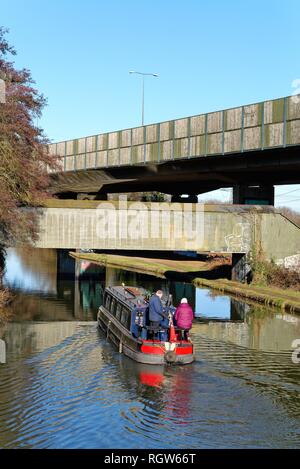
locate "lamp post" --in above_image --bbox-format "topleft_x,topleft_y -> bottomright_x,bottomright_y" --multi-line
129,71 -> 158,126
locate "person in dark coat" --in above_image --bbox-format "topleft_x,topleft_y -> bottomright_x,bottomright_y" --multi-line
149,290 -> 165,331
174,298 -> 194,340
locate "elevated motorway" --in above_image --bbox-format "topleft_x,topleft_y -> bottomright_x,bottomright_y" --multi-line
49,95 -> 300,198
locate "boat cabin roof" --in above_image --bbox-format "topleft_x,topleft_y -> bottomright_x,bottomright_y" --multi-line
105,285 -> 148,309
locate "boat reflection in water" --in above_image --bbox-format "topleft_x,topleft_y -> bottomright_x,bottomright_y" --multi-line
139,366 -> 165,388
116,355 -> 195,426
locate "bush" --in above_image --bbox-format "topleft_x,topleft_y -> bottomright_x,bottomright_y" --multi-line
0,288 -> 10,307
251,257 -> 300,290
0,287 -> 12,325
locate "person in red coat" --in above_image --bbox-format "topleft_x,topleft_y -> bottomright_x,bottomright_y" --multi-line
174,298 -> 194,340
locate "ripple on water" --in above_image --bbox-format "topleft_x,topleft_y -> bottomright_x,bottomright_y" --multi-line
0,323 -> 299,448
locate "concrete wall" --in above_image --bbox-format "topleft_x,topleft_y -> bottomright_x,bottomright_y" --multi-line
48,95 -> 300,172
260,213 -> 300,263
34,201 -> 300,262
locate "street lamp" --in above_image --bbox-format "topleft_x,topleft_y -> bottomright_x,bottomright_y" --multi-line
129,71 -> 159,126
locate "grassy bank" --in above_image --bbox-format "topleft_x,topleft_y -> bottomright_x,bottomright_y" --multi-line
70,252 -> 230,279
193,278 -> 300,314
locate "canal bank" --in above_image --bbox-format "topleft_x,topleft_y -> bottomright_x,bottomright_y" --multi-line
193,278 -> 300,314
71,252 -> 300,314
69,252 -> 231,280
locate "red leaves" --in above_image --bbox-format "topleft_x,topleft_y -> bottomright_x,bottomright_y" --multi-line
0,28 -> 58,248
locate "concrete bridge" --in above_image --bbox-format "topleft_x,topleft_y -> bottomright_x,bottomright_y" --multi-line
49,94 -> 300,203
35,200 -> 300,266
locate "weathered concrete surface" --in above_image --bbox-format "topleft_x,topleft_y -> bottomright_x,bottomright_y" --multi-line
48,95 -> 300,196
49,95 -> 300,171
34,201 -> 300,262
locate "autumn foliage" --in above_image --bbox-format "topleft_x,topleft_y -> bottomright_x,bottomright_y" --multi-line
0,27 -> 58,252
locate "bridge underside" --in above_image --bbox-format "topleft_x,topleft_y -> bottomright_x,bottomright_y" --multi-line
50,146 -> 300,197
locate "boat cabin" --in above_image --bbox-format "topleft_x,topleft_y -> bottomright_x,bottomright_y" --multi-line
103,286 -> 175,341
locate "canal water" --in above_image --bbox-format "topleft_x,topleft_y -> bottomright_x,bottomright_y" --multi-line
0,248 -> 300,449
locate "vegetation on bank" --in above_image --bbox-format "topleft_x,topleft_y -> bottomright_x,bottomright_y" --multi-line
250,257 -> 300,290
247,238 -> 300,290
0,288 -> 12,324
0,288 -> 10,307
248,206 -> 300,292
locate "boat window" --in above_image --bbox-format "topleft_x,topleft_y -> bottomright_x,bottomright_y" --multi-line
110,298 -> 116,316
116,303 -> 122,321
105,294 -> 111,310
121,307 -> 131,330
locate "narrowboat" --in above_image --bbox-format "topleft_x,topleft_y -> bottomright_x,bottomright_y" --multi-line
97,285 -> 194,365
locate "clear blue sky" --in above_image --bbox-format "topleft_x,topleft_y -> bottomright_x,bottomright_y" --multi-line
1,0 -> 300,209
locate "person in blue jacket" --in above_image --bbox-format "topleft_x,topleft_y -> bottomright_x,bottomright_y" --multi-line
149,290 -> 166,330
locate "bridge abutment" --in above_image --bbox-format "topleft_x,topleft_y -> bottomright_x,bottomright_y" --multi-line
231,253 -> 250,282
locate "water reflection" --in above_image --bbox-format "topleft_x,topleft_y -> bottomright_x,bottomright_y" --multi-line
4,248 -> 106,322
197,304 -> 300,352
4,248 -> 198,322
4,248 -> 58,293
2,321 -> 91,357
3,248 -> 300,355
0,338 -> 5,364
0,320 -> 299,448
195,288 -> 250,320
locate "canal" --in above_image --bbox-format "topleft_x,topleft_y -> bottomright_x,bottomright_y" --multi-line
0,248 -> 300,449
